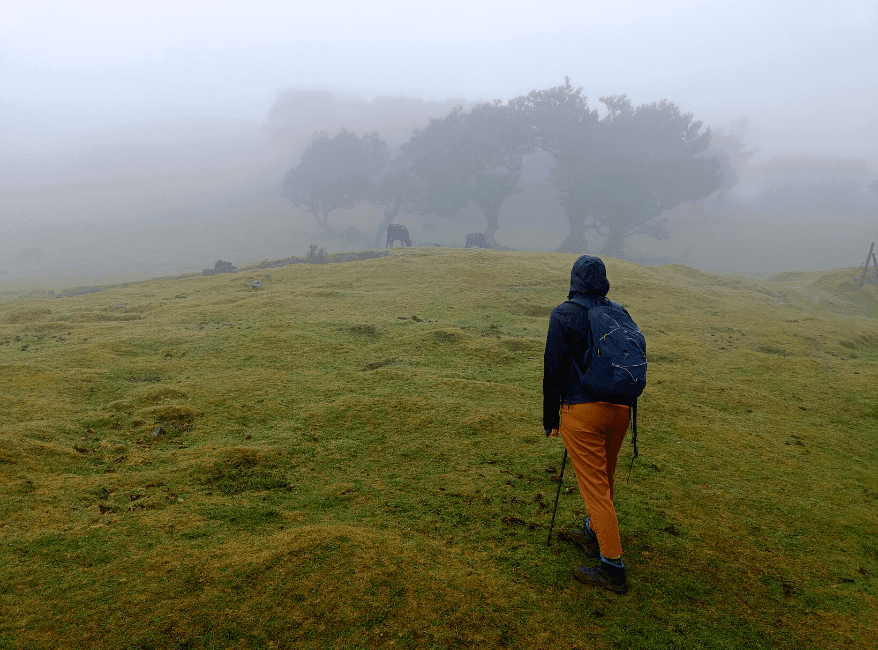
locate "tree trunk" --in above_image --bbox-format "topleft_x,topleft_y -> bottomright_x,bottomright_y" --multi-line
555,212 -> 589,254
313,207 -> 333,233
601,223 -> 627,259
483,202 -> 501,248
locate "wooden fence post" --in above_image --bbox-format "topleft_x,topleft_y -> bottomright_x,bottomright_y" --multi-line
861,242 -> 877,287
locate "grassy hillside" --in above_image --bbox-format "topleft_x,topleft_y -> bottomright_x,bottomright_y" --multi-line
1,249 -> 876,649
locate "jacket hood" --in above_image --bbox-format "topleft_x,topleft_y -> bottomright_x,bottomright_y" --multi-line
567,255 -> 610,299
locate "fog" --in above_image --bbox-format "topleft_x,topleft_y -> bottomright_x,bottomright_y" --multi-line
2,1 -> 877,290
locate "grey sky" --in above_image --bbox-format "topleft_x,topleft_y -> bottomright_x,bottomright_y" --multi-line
1,1 -> 877,158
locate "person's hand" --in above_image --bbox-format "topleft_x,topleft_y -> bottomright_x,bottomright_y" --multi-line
545,428 -> 559,437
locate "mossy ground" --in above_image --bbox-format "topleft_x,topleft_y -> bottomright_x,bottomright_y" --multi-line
1,248 -> 876,649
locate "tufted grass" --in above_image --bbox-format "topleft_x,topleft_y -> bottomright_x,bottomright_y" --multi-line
0,248 -> 876,649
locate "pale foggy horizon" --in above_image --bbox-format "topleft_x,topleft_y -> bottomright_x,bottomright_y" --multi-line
2,1 -> 877,289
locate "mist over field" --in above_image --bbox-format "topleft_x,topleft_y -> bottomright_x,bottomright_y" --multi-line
1,6 -> 877,644
2,1 -> 877,290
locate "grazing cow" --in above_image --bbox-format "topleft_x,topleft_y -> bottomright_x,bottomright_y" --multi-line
465,233 -> 490,249
386,224 -> 412,248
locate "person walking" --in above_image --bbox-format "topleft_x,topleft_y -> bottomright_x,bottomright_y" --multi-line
543,255 -> 638,594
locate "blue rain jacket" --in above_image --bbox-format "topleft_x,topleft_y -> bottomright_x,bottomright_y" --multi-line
542,255 -> 631,433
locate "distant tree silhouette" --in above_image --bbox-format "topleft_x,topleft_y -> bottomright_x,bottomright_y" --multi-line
280,82 -> 728,255
707,118 -> 759,205
586,96 -> 723,258
399,102 -> 533,247
282,129 -> 389,233
511,80 -> 723,257
509,78 -> 600,253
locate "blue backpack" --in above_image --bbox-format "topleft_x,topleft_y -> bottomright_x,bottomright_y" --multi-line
569,296 -> 647,455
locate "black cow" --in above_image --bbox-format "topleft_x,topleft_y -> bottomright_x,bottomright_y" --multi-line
465,233 -> 490,249
386,224 -> 412,248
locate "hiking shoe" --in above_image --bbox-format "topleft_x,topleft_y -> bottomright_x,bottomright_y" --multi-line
569,517 -> 599,558
574,556 -> 628,594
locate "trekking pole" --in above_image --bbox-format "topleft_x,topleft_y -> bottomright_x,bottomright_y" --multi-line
626,400 -> 638,484
546,448 -> 568,546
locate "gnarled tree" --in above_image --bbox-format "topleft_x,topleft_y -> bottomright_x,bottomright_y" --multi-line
588,96 -> 724,258
282,129 -> 389,233
399,102 -> 533,247
509,78 -> 600,253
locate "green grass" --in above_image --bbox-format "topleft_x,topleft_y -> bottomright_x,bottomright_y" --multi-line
1,248 -> 876,649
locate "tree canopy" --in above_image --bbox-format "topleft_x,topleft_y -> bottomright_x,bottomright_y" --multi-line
586,96 -> 724,257
398,102 -> 533,247
510,81 -> 723,255
282,129 -> 388,232
281,80 -> 731,256
509,78 -> 600,252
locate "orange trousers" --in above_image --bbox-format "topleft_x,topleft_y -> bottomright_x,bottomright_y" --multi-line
559,402 -> 631,558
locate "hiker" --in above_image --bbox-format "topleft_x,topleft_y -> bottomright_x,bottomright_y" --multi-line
543,254 -> 644,594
